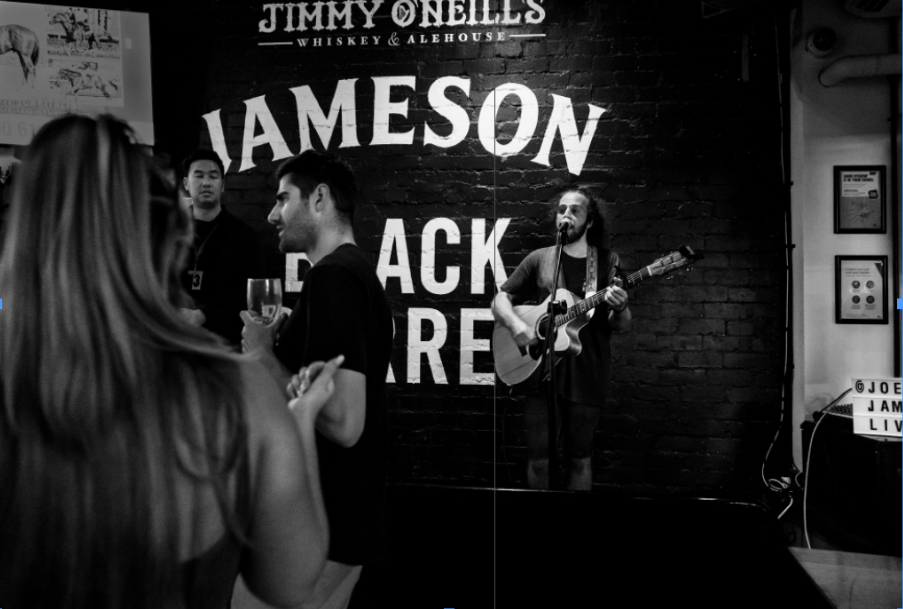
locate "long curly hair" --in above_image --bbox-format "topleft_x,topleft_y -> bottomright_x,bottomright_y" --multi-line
0,115 -> 247,609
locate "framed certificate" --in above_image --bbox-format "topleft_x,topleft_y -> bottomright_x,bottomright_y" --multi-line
835,255 -> 888,324
834,165 -> 886,233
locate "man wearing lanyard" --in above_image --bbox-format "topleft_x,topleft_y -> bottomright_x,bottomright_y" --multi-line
180,150 -> 266,348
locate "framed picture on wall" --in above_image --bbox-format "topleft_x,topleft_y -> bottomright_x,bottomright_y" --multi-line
834,165 -> 886,233
835,255 -> 888,324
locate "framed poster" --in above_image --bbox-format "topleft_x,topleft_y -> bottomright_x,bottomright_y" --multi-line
835,255 -> 888,324
834,165 -> 886,233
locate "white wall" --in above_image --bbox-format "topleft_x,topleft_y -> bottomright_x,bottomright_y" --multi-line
789,0 -> 899,468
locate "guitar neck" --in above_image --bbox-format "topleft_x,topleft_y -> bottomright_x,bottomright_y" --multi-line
553,267 -> 649,328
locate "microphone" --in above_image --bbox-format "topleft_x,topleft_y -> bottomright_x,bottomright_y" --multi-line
557,219 -> 571,243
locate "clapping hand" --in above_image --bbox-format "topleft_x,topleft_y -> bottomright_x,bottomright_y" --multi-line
287,355 -> 344,416
180,308 -> 206,327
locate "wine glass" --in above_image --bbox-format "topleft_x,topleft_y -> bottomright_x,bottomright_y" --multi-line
247,278 -> 283,324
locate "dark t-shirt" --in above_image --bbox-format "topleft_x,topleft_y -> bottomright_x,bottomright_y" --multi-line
274,243 -> 393,565
500,246 -> 620,407
181,207 -> 266,348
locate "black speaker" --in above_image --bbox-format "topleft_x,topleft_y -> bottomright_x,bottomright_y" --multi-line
801,416 -> 902,555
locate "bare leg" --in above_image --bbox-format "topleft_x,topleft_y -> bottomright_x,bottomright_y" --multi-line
22,59 -> 35,88
561,400 -> 600,491
16,53 -> 27,87
527,458 -> 549,490
524,392 -> 553,490
566,457 -> 592,491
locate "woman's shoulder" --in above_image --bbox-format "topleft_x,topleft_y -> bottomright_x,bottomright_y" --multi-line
235,358 -> 304,484
237,358 -> 291,435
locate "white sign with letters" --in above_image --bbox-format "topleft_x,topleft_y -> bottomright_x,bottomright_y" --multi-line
849,377 -> 902,438
853,416 -> 902,437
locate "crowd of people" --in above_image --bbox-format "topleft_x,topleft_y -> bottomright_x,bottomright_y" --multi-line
0,113 -> 627,608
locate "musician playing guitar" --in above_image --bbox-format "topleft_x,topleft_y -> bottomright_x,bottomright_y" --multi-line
491,188 -> 631,491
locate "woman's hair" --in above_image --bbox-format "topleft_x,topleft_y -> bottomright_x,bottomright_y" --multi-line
0,115 -> 247,609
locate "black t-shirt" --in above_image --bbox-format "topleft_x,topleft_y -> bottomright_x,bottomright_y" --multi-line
181,207 -> 266,348
274,243 -> 393,565
500,247 -> 619,406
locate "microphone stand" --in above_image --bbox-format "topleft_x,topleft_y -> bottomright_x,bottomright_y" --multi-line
544,224 -> 569,490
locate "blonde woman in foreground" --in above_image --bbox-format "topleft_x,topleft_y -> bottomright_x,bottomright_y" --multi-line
0,114 -> 333,609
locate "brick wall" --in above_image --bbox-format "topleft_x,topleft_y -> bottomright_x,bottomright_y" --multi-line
154,0 -> 788,496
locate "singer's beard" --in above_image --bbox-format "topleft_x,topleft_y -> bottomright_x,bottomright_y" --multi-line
562,220 -> 588,243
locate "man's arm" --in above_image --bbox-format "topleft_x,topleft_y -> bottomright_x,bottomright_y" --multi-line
491,250 -> 542,347
283,339 -> 366,447
315,368 -> 366,448
492,290 -> 538,348
605,252 -> 631,333
297,264 -> 374,448
606,286 -> 632,333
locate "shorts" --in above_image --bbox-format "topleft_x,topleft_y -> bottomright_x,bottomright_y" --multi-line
523,390 -> 603,460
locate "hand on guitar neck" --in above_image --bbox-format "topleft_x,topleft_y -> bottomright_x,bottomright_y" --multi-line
603,282 -> 629,314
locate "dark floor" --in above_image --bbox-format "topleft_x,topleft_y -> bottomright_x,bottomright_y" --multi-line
350,485 -> 844,609
782,504 -> 900,555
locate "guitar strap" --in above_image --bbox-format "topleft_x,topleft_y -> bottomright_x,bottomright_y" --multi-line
584,245 -> 598,321
543,245 -> 599,319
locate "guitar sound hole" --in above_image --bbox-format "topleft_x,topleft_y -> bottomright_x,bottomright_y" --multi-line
529,314 -> 549,361
535,314 -> 548,341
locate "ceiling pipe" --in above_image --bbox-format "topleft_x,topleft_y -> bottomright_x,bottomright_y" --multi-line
820,15 -> 902,92
818,52 -> 902,87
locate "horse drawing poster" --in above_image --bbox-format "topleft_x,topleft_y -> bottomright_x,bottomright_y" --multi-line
0,2 -> 151,145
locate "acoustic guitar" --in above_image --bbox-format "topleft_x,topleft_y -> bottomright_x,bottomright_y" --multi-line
492,246 -> 702,386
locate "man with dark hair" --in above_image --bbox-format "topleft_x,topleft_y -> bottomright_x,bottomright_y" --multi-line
240,150 -> 393,608
179,149 -> 265,348
492,188 -> 631,491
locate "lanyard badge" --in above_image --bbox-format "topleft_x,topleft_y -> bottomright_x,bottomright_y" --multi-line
189,270 -> 204,291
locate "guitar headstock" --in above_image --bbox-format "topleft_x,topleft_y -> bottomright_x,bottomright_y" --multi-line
647,245 -> 703,277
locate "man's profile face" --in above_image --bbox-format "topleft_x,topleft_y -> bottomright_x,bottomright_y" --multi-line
556,191 -> 592,242
268,176 -> 316,253
183,159 -> 224,210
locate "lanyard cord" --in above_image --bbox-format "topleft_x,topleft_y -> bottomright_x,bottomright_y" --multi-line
190,205 -> 222,273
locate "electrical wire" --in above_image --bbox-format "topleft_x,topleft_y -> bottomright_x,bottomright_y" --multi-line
761,13 -> 797,494
777,496 -> 794,520
801,388 -> 853,549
